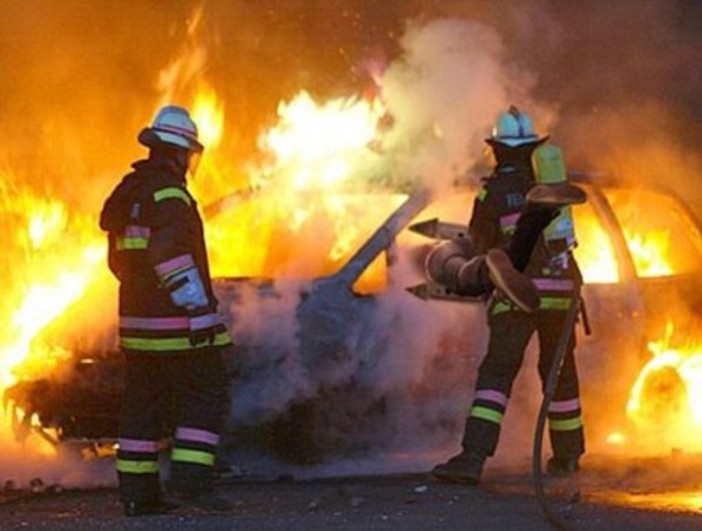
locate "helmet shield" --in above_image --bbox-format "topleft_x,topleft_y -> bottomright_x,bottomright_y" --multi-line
187,151 -> 202,178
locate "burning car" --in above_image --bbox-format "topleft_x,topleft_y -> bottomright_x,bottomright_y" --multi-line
2,187 -> 471,466
568,176 -> 702,455
6,167 -> 702,469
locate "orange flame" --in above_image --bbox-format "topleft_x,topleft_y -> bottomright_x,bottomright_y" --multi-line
0,181 -> 105,390
204,89 -> 396,292
1,67 -> 394,401
573,186 -> 702,284
572,201 -> 619,283
624,320 -> 702,452
624,229 -> 673,277
192,84 -> 224,151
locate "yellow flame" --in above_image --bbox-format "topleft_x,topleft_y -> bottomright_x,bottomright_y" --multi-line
573,202 -> 619,283
606,431 -> 626,446
27,201 -> 67,250
205,89 -> 393,293
0,184 -> 105,390
259,91 -> 385,191
192,84 -> 224,150
624,229 -> 673,277
573,186 -> 701,283
625,320 -> 702,451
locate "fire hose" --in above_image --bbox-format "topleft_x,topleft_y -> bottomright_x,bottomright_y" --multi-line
532,292 -> 583,531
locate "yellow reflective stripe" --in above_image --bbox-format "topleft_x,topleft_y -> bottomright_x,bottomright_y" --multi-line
490,300 -> 512,316
120,331 -> 231,351
154,187 -> 191,206
477,188 -> 488,201
116,459 -> 159,474
491,296 -> 572,315
171,448 -> 215,466
540,297 -> 572,310
549,417 -> 583,431
116,237 -> 148,250
470,406 -> 503,425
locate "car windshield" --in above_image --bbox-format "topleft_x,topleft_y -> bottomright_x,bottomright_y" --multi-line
204,193 -> 408,293
606,187 -> 702,279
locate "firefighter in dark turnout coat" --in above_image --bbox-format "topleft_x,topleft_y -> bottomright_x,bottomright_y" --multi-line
99,105 -> 233,516
433,107 -> 586,485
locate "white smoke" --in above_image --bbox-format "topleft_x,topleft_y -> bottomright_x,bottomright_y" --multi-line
219,17 -> 554,476
379,17 -> 554,194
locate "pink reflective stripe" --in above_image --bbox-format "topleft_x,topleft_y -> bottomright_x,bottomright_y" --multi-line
533,278 -> 575,292
549,398 -> 581,413
118,438 -> 159,453
154,254 -> 195,279
175,427 -> 219,446
500,213 -> 520,229
474,389 -> 509,407
154,124 -> 197,140
120,316 -> 189,330
124,225 -> 151,238
190,313 -> 220,330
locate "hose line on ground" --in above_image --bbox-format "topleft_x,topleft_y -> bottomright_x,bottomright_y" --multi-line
532,293 -> 581,531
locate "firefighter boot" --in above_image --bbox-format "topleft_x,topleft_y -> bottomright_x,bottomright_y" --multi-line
432,451 -> 486,485
546,456 -> 580,476
485,249 -> 539,313
526,183 -> 587,206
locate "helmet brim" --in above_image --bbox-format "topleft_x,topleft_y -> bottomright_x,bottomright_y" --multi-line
484,136 -> 549,148
138,127 -> 204,153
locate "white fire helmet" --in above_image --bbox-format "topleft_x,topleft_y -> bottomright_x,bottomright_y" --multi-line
488,105 -> 544,147
138,105 -> 204,153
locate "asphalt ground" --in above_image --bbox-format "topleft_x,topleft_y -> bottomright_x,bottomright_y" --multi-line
1,455 -> 702,531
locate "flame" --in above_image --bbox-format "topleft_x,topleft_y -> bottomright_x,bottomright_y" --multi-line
625,320 -> 702,451
204,90 -> 395,292
606,431 -> 626,446
573,186 -> 702,284
0,182 -> 106,389
0,8 -> 406,471
573,201 -> 620,283
624,229 -> 673,277
259,91 -> 384,191
1,61 -> 394,400
192,84 -> 224,150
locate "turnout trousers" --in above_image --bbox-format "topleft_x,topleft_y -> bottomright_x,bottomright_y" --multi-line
462,304 -> 585,459
115,348 -> 229,505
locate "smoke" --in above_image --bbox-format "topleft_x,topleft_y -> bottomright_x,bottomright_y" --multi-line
226,279 -> 311,424
378,17 -> 550,194
0,420 -> 115,489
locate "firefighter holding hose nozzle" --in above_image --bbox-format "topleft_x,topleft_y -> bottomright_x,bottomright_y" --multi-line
99,105 -> 233,516
431,106 -> 587,485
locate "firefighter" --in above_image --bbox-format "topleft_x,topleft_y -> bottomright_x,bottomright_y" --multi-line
423,183 -> 585,313
432,106 -> 586,485
99,105 -> 233,516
